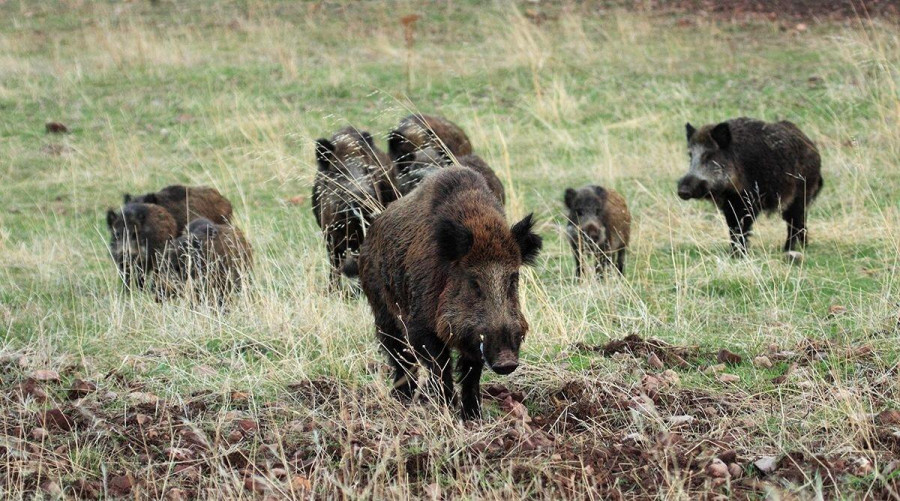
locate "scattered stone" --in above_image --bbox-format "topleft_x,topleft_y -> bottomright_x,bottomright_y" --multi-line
876,410 -> 900,426
39,481 -> 62,496
668,415 -> 694,427
37,409 -> 72,431
718,373 -> 740,384
227,430 -> 244,444
785,250 -> 804,264
31,369 -> 60,382
128,392 -> 160,405
753,356 -> 773,368
717,349 -> 743,365
728,463 -> 743,478
236,419 -> 258,433
31,427 -> 49,440
109,474 -> 135,496
68,379 -> 97,400
660,369 -> 680,385
706,458 -> 729,478
647,353 -> 664,369
753,456 -> 778,474
704,364 -> 726,374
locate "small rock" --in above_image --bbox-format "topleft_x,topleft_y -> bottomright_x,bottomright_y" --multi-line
717,349 -> 743,365
785,251 -> 804,264
109,474 -> 134,496
227,430 -> 244,444
68,379 -> 97,400
19,378 -> 48,402
31,369 -> 60,382
230,391 -> 249,403
40,480 -> 62,496
166,488 -> 188,501
660,369 -> 680,385
45,122 -> 68,134
876,410 -> 900,425
668,415 -> 694,427
706,458 -> 729,478
236,419 -> 258,433
134,413 -> 152,426
753,456 -> 778,474
753,356 -> 773,368
718,373 -> 740,383
38,409 -> 72,431
704,364 -> 726,374
795,23 -> 808,32
128,392 -> 160,405
244,475 -> 269,493
31,427 -> 49,440
647,353 -> 664,369
166,447 -> 194,461
728,462 -> 743,478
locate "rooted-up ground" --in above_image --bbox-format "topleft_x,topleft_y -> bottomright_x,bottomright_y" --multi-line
1,1 -> 899,499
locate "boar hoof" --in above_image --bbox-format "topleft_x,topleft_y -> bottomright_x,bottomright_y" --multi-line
784,251 -> 804,264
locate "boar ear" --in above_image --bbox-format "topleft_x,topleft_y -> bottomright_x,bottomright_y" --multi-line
564,188 -> 576,209
142,193 -> 158,205
123,193 -> 133,204
106,209 -> 117,229
511,213 -> 543,266
711,122 -> 731,149
387,130 -> 409,163
435,218 -> 473,262
685,122 -> 696,143
315,139 -> 336,171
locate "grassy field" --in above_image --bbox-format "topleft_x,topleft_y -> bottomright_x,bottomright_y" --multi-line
1,0 -> 899,498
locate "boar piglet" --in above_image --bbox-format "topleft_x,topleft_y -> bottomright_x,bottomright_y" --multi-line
564,185 -> 631,277
107,202 -> 178,290
677,117 -> 823,256
313,126 -> 399,289
358,167 -> 542,420
124,185 -> 233,234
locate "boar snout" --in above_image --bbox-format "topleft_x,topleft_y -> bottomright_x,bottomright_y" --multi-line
677,175 -> 707,200
582,220 -> 602,240
491,349 -> 519,375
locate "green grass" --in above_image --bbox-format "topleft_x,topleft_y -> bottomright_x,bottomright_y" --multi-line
1,0 -> 899,498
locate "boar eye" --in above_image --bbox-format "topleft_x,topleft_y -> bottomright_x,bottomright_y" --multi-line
469,278 -> 482,297
508,273 -> 519,292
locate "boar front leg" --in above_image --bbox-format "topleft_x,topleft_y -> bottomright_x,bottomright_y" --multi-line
569,238 -> 585,279
376,312 -> 418,402
413,332 -> 455,408
782,197 -> 808,252
457,356 -> 483,420
722,198 -> 756,257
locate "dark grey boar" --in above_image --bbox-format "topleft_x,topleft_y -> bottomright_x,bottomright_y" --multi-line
124,185 -> 233,234
677,117 -> 823,256
357,166 -> 542,420
313,126 -> 399,288
564,186 -> 631,277
106,202 -> 178,290
161,218 -> 253,305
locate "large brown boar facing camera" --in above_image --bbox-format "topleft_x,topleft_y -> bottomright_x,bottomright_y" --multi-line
162,218 -> 253,305
357,167 -> 542,420
677,117 -> 823,257
106,202 -> 179,290
124,185 -> 233,234
313,126 -> 399,288
564,186 -> 631,277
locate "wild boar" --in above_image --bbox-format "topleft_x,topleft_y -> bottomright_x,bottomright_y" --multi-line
394,147 -> 506,203
106,202 -> 178,290
564,186 -> 631,277
124,185 -> 233,234
357,167 -> 542,419
388,114 -> 473,173
677,118 -> 823,256
162,218 -> 253,305
313,126 -> 399,288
